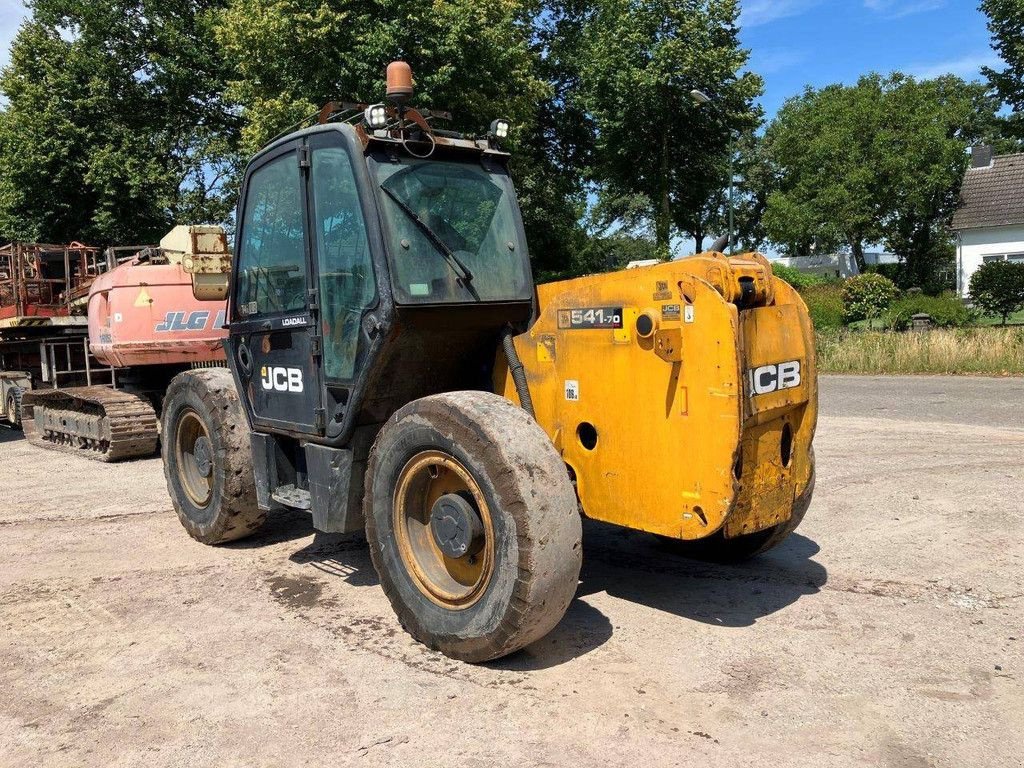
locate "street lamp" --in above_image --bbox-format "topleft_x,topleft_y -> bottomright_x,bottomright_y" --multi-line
689,89 -> 735,255
689,89 -> 712,106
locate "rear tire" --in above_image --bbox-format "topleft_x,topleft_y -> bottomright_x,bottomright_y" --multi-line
364,391 -> 582,663
659,449 -> 815,563
161,369 -> 264,544
6,388 -> 23,429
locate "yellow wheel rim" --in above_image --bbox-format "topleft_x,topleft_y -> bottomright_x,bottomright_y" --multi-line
174,409 -> 213,508
393,450 -> 495,610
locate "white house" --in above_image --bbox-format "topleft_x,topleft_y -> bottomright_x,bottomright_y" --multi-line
771,251 -> 898,280
952,146 -> 1024,298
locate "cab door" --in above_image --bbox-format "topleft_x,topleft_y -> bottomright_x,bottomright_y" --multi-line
306,131 -> 380,436
228,140 -> 324,436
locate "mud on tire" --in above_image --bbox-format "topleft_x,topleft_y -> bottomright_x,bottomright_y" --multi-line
161,368 -> 264,544
364,391 -> 582,663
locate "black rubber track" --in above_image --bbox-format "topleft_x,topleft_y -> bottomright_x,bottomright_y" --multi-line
23,387 -> 158,461
364,391 -> 582,663
161,368 -> 264,545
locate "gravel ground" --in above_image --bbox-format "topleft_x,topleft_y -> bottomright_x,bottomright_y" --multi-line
0,375 -> 1021,767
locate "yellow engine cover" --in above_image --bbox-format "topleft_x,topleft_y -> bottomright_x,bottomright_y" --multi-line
495,253 -> 817,541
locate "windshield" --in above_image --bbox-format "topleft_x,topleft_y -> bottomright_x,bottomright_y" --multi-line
372,157 -> 531,304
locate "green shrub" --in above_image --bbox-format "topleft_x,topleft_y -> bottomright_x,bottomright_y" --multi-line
771,263 -> 824,290
864,262 -> 907,288
884,293 -> 977,330
969,261 -> 1024,325
842,273 -> 899,326
864,259 -> 958,294
801,283 -> 846,330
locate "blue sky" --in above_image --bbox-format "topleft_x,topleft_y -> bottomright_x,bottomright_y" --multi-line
0,1 -> 24,70
741,0 -> 999,119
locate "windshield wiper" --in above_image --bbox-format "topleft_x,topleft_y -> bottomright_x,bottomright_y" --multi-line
379,184 -> 480,299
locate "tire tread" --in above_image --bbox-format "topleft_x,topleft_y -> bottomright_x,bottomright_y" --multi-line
161,368 -> 264,545
365,391 -> 581,662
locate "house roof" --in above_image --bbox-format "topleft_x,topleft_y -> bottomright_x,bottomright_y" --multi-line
952,152 -> 1024,231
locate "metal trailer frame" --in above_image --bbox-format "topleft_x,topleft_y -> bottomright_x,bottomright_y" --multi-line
35,335 -> 115,390
0,241 -> 105,323
0,324 -> 114,424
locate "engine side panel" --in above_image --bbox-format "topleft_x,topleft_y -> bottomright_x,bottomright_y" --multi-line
88,261 -> 227,368
496,254 -> 817,541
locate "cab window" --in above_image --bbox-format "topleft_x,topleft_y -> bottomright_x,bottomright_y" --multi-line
372,158 -> 531,304
311,145 -> 376,380
235,152 -> 308,317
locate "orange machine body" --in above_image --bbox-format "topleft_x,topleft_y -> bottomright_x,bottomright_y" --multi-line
88,258 -> 227,368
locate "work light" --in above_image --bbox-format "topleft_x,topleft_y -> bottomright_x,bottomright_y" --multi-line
490,118 -> 510,141
364,103 -> 388,130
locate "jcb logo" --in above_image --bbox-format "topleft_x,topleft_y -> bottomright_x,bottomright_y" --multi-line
748,360 -> 801,396
261,366 -> 304,393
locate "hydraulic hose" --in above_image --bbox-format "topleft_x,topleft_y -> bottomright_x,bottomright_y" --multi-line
502,327 -> 536,419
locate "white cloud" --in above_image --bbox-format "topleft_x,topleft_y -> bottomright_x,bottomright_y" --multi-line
740,0 -> 821,29
864,0 -> 946,19
905,52 -> 1002,80
748,48 -> 810,75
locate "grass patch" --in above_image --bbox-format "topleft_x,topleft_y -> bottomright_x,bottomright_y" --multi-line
974,308 -> 1024,327
816,327 -> 1024,376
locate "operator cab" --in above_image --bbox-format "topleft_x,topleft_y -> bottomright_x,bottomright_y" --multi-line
223,63 -> 533,530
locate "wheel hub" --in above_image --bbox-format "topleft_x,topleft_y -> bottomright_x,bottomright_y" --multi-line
174,409 -> 214,508
393,450 -> 495,609
430,493 -> 484,559
193,435 -> 213,477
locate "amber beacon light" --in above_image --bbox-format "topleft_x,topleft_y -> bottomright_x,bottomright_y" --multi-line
386,61 -> 414,106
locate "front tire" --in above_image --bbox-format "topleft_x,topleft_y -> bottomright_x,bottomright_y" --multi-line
161,368 -> 264,544
365,391 -> 582,663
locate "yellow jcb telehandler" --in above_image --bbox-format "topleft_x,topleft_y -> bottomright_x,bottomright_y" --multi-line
161,62 -> 816,662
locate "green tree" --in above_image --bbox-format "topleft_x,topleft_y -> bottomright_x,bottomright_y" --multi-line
758,74 -> 995,285
216,0 -> 548,154
726,131 -> 772,252
875,75 -> 996,289
0,23 -> 95,242
969,261 -> 1024,324
575,0 -> 762,257
0,0 -> 240,244
214,0 -> 592,273
760,78 -> 888,267
980,0 -> 1024,146
527,0 -> 599,275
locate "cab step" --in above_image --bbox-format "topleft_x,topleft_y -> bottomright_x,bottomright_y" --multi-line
270,484 -> 312,510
